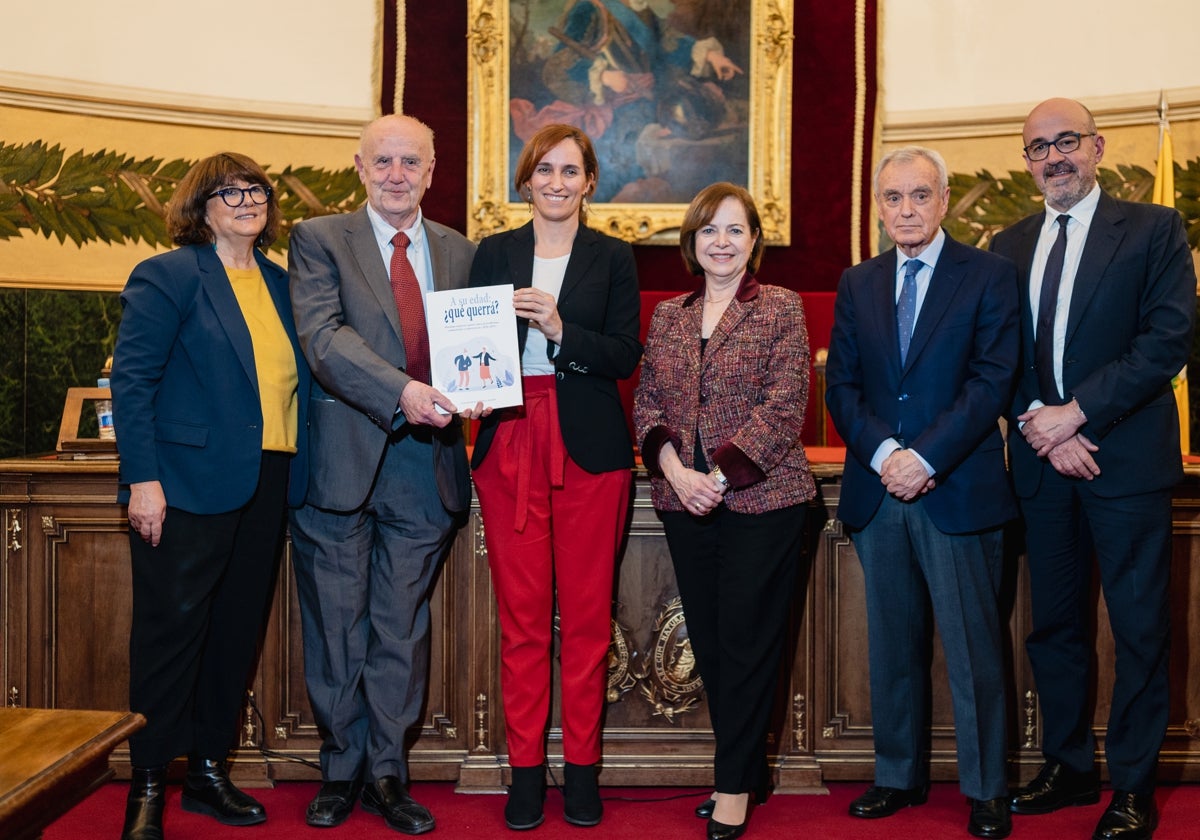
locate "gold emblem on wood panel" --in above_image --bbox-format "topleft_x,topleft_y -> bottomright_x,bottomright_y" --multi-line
634,597 -> 704,722
606,616 -> 638,702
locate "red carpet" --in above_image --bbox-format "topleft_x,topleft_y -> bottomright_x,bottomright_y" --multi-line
44,781 -> 1200,839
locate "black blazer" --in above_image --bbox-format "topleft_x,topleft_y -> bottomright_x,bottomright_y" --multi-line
468,222 -> 642,473
991,190 -> 1196,498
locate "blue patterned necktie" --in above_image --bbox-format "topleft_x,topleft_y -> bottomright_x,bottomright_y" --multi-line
897,258 -> 920,363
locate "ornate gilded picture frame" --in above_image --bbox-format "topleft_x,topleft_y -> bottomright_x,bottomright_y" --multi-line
467,0 -> 793,244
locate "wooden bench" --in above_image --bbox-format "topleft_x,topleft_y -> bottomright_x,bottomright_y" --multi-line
0,708 -> 144,840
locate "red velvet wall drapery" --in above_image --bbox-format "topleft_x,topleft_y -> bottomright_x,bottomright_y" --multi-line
382,1 -> 878,296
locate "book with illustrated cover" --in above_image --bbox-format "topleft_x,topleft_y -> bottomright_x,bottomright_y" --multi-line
425,284 -> 523,412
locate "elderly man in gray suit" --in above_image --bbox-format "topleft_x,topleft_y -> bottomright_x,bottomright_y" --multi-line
288,114 -> 477,835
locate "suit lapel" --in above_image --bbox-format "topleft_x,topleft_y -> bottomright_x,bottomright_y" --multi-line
558,226 -> 600,308
1003,215 -> 1043,363
702,274 -> 759,364
196,246 -> 258,392
1066,192 -> 1125,348
903,235 -> 966,371
343,208 -> 405,341
680,291 -> 705,372
504,224 -> 536,351
865,251 -> 903,374
423,219 -> 456,292
504,223 -> 536,291
256,250 -> 305,364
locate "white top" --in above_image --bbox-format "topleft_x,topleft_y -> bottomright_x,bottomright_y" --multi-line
1027,183 -> 1102,404
521,253 -> 569,376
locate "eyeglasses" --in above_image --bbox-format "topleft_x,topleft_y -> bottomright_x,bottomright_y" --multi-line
1023,132 -> 1096,161
208,185 -> 272,207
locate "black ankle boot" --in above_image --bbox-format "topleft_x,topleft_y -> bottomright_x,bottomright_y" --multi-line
180,756 -> 266,826
562,762 -> 602,827
122,766 -> 167,840
505,765 -> 546,830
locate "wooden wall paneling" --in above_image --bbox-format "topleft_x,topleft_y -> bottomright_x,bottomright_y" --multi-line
2,471 -> 32,711
2,459 -> 1199,789
454,508 -> 505,791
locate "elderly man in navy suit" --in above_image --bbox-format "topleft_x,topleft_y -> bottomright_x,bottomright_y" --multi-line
826,145 -> 1020,839
993,98 -> 1195,840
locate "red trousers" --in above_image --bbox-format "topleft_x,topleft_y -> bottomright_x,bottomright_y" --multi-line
473,376 -> 631,767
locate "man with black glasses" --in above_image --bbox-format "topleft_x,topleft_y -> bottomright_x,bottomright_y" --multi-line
992,97 -> 1195,840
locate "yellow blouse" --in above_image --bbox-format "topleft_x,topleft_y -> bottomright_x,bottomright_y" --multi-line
226,267 -> 298,453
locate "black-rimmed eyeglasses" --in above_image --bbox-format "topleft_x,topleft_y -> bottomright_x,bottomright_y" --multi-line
208,185 -> 272,207
1023,132 -> 1096,161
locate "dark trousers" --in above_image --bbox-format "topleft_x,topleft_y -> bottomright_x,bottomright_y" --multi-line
662,504 -> 805,794
851,492 -> 1008,800
127,451 -> 290,767
1020,474 -> 1172,794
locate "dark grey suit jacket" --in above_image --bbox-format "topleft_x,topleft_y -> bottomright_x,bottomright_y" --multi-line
289,207 -> 476,513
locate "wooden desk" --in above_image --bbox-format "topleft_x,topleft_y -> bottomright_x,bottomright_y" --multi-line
0,708 -> 144,840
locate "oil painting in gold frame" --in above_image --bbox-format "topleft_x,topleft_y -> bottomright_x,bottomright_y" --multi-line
467,0 -> 793,244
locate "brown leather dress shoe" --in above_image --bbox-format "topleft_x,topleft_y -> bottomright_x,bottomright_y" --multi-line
848,785 -> 930,818
1092,790 -> 1158,840
1009,760 -> 1100,814
361,776 -> 435,835
969,797 -> 1013,839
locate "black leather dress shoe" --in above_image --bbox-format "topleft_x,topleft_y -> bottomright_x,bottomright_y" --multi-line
969,797 -> 1013,839
361,776 -> 435,835
306,780 -> 361,828
707,817 -> 747,840
694,798 -> 716,819
1009,760 -> 1100,814
1092,790 -> 1158,840
848,785 -> 930,818
180,758 -> 267,826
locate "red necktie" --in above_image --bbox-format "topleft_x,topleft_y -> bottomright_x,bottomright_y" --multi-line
389,231 -> 430,385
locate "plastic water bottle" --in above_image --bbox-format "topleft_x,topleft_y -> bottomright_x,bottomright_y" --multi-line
95,377 -> 115,440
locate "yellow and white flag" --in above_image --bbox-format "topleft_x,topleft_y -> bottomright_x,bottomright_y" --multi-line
1153,111 -> 1190,455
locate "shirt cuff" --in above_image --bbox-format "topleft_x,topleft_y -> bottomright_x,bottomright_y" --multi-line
870,437 -> 903,474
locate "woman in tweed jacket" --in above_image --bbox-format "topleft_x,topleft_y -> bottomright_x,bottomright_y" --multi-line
633,182 -> 815,840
